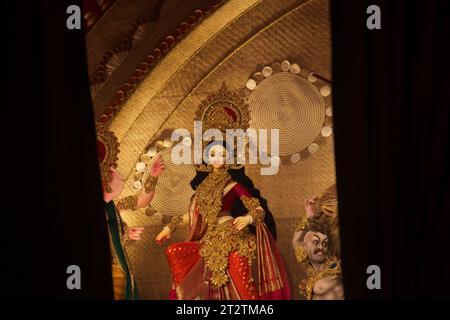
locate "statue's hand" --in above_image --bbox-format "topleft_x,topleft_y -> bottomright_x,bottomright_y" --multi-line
232,215 -> 252,231
150,155 -> 165,178
155,227 -> 171,246
127,226 -> 144,241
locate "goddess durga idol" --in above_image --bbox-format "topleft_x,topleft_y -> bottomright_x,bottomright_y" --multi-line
156,84 -> 291,300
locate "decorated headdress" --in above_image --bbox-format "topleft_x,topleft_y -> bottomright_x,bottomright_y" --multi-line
194,83 -> 251,171
96,123 -> 120,193
195,83 -> 251,134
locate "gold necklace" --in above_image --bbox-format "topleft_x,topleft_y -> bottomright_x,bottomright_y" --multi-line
196,169 -> 234,287
304,260 -> 341,300
195,168 -> 257,288
195,169 -> 230,230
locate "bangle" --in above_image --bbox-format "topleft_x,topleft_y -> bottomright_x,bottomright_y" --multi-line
116,195 -> 138,211
296,217 -> 312,232
144,175 -> 158,193
240,196 -> 265,225
165,215 -> 183,233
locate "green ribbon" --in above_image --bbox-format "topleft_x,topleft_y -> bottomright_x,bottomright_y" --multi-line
105,201 -> 139,300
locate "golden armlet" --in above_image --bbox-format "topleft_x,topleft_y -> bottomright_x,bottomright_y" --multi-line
144,175 -> 158,193
165,215 -> 183,233
240,195 -> 265,225
296,217 -> 312,232
116,195 -> 138,211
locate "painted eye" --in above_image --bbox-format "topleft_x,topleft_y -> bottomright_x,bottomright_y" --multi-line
313,240 -> 319,245
210,151 -> 216,157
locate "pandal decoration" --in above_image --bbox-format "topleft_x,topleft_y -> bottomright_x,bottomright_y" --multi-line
194,84 -> 259,287
96,123 -> 120,193
194,83 -> 251,171
245,59 -> 333,164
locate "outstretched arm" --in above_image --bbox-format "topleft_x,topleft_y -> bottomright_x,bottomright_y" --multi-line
292,228 -> 304,248
292,197 -> 316,247
115,156 -> 165,211
135,156 -> 165,208
292,222 -> 309,264
292,198 -> 317,263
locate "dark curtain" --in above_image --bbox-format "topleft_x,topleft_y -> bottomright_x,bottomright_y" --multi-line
4,1 -> 112,298
332,0 -> 450,298
3,0 -> 450,300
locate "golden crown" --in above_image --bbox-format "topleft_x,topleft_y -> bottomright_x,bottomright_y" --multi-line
194,83 -> 251,171
195,83 -> 251,133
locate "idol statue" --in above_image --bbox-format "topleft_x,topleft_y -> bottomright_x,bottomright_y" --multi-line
97,125 -> 165,299
292,184 -> 344,299
155,84 -> 291,300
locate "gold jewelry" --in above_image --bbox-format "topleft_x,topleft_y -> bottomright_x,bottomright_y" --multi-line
294,245 -> 308,264
195,170 -> 257,287
96,125 -> 120,193
199,220 -> 256,287
122,226 -> 130,245
196,164 -> 213,172
195,84 -> 251,167
195,83 -> 250,135
116,195 -> 138,211
188,85 -> 256,288
296,217 -> 311,232
144,175 -> 158,193
196,169 -> 231,229
303,260 -> 342,300
165,215 -> 183,233
240,196 -> 265,225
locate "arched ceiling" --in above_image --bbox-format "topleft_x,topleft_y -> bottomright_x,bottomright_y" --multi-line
103,0 -> 331,191
86,0 -> 222,116
88,0 -> 332,211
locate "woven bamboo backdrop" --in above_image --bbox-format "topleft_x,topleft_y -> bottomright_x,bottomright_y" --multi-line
106,0 -> 334,299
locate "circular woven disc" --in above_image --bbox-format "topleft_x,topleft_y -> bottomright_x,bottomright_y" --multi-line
146,148 -> 196,216
248,72 -> 325,156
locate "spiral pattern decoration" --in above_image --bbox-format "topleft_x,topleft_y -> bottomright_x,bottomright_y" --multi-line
146,149 -> 196,216
248,72 -> 325,156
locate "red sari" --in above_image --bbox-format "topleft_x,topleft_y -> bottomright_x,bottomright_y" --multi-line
165,181 -> 291,300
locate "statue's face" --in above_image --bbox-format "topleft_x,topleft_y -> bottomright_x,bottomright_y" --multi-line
303,231 -> 328,264
208,144 -> 227,169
